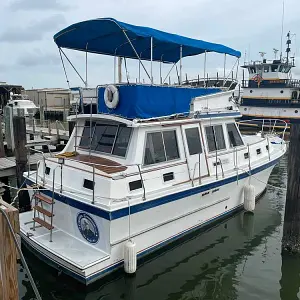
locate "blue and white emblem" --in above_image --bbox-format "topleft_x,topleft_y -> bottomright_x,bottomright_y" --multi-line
77,212 -> 99,244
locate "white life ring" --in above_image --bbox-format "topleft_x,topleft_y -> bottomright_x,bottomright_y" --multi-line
104,85 -> 119,109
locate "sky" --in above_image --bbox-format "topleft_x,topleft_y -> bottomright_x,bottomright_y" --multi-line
1,0 -> 300,89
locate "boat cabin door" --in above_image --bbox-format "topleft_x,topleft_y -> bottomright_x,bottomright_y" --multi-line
182,124 -> 208,182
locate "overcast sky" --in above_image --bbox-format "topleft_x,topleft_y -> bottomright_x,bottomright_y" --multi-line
1,0 -> 300,89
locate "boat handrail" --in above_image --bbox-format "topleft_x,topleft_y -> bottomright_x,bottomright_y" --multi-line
237,118 -> 288,142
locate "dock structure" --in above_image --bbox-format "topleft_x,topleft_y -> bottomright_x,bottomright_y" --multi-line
26,121 -> 69,142
0,199 -> 19,300
0,152 -> 54,178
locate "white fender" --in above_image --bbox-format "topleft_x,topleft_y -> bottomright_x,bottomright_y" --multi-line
244,184 -> 255,212
104,84 -> 119,109
124,240 -> 137,274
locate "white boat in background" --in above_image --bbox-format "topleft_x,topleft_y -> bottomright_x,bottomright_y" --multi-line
19,18 -> 286,285
7,92 -> 38,117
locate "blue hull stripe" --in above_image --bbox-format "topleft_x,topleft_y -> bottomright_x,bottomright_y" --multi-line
25,157 -> 280,221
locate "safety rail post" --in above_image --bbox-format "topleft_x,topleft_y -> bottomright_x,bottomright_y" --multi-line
218,158 -> 225,178
267,137 -> 271,161
43,156 -> 46,184
137,165 -> 146,200
36,161 -> 40,186
50,169 -> 56,242
92,164 -> 95,204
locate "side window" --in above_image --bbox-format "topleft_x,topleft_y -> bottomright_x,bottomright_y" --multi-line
162,131 -> 179,161
185,127 -> 202,155
271,64 -> 279,72
264,65 -> 269,73
112,126 -> 132,157
205,125 -> 226,152
144,130 -> 179,165
80,121 -> 96,148
144,132 -> 165,165
226,123 -> 244,147
279,65 -> 284,72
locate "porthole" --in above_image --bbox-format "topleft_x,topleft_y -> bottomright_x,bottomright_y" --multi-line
295,110 -> 299,113
244,108 -> 247,111
45,166 -> 50,175
129,180 -> 142,191
83,179 -> 94,190
250,90 -> 253,93
280,90 -> 284,93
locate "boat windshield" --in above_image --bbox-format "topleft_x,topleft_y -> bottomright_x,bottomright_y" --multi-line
79,120 -> 132,157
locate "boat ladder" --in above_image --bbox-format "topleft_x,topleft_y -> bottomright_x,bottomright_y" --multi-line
32,191 -> 55,241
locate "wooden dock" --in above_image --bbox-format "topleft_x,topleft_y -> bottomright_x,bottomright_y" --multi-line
26,124 -> 70,141
0,152 -> 55,177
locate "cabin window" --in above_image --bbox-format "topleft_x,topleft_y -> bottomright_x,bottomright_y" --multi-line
226,123 -> 244,147
112,126 -> 132,157
271,65 -> 279,72
185,127 -> 202,155
279,65 -> 284,72
144,130 -> 179,165
205,125 -> 226,152
93,124 -> 118,153
79,121 -> 132,157
285,67 -> 291,73
249,67 -> 256,74
263,65 -> 269,73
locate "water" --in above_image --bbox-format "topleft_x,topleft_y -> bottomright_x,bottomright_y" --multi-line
19,154 -> 300,300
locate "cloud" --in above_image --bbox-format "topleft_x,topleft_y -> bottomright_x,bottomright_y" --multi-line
0,14 -> 66,43
17,50 -> 60,67
8,0 -> 71,11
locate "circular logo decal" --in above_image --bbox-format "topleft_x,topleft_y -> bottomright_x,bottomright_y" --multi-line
77,212 -> 99,244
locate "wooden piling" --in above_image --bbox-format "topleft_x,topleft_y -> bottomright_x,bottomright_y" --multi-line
0,199 -> 19,300
282,123 -> 300,253
13,115 -> 30,211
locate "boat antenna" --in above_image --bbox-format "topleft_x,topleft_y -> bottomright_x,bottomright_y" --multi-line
286,31 -> 291,63
259,52 -> 266,61
280,0 -> 285,60
273,48 -> 279,60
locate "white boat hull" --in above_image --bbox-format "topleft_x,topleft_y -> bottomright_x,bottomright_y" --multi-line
20,161 -> 275,284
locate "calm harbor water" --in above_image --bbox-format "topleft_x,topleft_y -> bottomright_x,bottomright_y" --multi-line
18,153 -> 300,300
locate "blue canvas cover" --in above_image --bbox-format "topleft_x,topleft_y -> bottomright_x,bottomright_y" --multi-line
54,18 -> 241,63
98,85 -> 221,119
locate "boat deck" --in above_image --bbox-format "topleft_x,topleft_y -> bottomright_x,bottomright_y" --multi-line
20,212 -> 109,270
72,154 -> 127,174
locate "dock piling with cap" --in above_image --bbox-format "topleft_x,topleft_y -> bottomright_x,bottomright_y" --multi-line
13,114 -> 30,211
282,123 -> 300,253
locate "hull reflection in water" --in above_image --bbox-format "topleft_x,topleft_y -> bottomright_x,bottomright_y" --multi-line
20,157 -> 285,300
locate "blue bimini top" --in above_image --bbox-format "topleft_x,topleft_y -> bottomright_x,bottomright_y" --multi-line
54,17 -> 241,63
